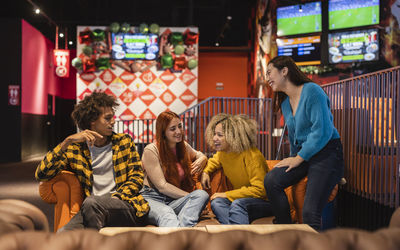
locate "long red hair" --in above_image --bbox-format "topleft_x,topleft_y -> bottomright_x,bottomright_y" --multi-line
155,111 -> 194,191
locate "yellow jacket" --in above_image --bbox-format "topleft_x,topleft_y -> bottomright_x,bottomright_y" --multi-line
203,147 -> 268,201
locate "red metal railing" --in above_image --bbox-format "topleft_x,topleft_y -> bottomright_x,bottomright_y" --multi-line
322,66 -> 400,208
115,97 -> 275,159
179,97 -> 274,159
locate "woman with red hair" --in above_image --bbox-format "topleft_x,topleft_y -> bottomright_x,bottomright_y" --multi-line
140,111 -> 209,227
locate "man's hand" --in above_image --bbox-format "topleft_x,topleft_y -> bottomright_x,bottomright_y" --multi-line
61,130 -> 103,150
275,155 -> 304,172
201,172 -> 210,189
210,192 -> 227,201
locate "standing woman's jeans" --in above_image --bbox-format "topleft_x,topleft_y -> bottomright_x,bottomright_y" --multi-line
264,139 -> 344,230
140,186 -> 209,227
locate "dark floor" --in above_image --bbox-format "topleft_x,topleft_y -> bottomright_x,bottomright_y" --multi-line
0,158 -> 54,230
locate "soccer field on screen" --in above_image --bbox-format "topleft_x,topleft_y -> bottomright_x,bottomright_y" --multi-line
277,15 -> 321,36
329,6 -> 379,30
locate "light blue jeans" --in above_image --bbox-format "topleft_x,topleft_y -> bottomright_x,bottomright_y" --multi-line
211,197 -> 273,224
140,186 -> 209,227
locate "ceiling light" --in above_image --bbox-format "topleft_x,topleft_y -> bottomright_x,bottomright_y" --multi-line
59,33 -> 64,38
34,8 -> 40,14
215,42 -> 220,46
227,16 -> 232,20
68,41 -> 73,45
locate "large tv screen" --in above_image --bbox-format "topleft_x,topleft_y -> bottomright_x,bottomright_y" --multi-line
328,29 -> 379,64
277,36 -> 321,66
329,0 -> 380,30
111,33 -> 159,60
277,1 -> 322,37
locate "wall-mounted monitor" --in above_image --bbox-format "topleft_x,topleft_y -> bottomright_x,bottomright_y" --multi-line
329,0 -> 380,30
111,33 -> 159,60
328,28 -> 379,64
277,36 -> 321,66
277,1 -> 322,37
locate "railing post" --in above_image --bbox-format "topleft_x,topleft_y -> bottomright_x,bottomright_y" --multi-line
321,66 -> 400,209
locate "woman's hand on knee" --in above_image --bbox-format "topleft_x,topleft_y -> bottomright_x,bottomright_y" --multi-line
210,192 -> 227,201
275,155 -> 304,172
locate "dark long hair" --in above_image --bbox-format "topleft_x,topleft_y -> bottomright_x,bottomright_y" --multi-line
155,111 -> 194,191
269,56 -> 312,112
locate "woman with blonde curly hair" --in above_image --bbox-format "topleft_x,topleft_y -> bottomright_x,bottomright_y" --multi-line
201,113 -> 273,224
140,111 -> 209,227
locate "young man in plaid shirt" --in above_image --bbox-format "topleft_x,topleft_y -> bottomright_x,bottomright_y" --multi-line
36,92 -> 149,231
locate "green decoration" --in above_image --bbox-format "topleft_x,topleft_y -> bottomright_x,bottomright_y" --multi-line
120,22 -> 131,33
161,54 -> 173,69
149,23 -> 160,34
95,58 -> 111,70
109,22 -> 120,33
71,57 -> 83,70
92,29 -> 106,41
139,23 -> 149,34
187,59 -> 198,69
174,44 -> 185,55
170,32 -> 183,46
82,45 -> 93,56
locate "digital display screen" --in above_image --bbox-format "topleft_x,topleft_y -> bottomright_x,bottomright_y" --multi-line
329,0 -> 380,30
111,33 -> 159,60
277,1 -> 322,36
328,29 -> 379,64
277,36 -> 321,66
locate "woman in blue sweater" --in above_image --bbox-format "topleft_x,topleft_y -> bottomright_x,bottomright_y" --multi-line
263,56 -> 344,230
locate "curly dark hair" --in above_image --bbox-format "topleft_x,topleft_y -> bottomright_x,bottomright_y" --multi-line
71,92 -> 119,131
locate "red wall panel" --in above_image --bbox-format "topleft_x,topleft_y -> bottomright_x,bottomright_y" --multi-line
198,52 -> 248,100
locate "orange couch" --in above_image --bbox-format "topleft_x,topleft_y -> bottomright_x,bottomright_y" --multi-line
39,160 -> 338,231
39,171 -> 83,232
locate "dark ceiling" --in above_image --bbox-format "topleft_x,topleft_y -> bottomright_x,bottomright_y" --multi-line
2,0 -> 257,48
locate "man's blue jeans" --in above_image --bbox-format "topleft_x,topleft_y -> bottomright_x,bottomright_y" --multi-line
264,139 -> 344,230
140,186 -> 209,227
211,197 -> 273,224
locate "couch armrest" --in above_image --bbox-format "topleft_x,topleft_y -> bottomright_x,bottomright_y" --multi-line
389,207 -> 400,229
38,171 -> 83,231
0,199 -> 49,236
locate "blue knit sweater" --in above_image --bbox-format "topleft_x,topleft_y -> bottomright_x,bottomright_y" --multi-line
281,82 -> 340,161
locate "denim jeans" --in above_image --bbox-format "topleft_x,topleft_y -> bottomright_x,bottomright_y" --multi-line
58,193 -> 143,232
264,139 -> 344,231
140,186 -> 209,227
211,197 -> 273,224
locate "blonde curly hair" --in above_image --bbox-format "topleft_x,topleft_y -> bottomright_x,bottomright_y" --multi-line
205,113 -> 258,153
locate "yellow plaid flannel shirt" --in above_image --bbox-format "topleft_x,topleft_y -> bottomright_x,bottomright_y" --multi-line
35,133 -> 149,217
